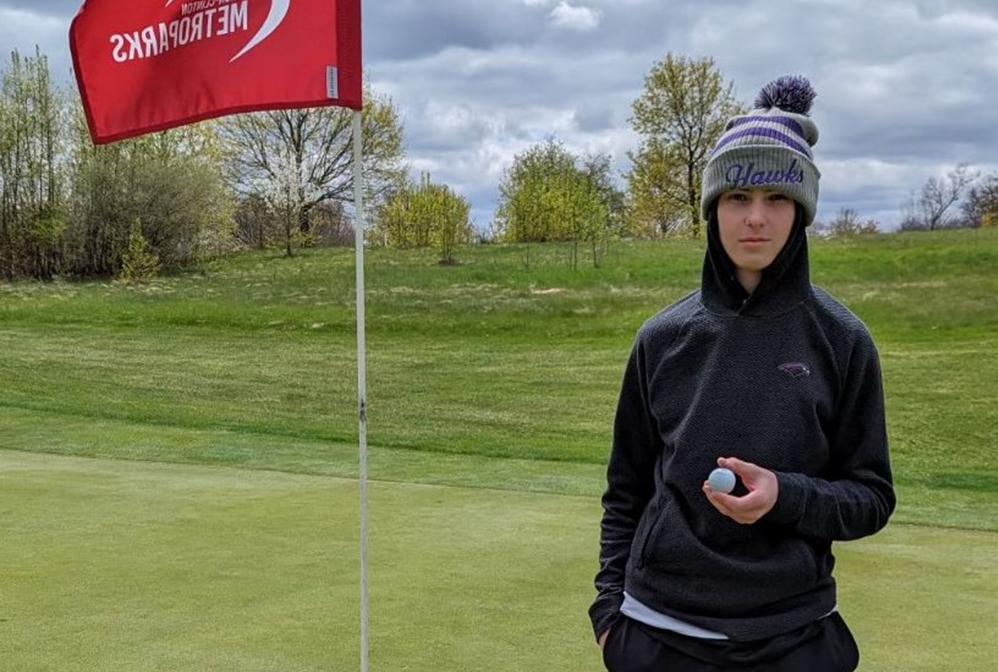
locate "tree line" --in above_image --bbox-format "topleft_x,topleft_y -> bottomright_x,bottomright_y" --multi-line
0,47 -> 411,281
3,47 -> 996,281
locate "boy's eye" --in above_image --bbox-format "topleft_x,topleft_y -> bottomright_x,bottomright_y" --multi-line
768,193 -> 788,201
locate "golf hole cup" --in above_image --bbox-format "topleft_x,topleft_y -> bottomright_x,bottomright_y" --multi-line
708,467 -> 736,494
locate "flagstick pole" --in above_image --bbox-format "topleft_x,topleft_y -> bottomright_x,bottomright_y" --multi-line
352,109 -> 370,672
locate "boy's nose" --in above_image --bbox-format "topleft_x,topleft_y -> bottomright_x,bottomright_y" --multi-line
745,201 -> 766,227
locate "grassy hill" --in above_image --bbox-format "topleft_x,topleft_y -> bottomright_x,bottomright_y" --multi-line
1,227 -> 996,529
2,228 -> 997,671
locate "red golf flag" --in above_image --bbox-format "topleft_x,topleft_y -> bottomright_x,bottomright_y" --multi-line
70,0 -> 361,144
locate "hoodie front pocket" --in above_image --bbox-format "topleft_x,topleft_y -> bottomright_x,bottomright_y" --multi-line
634,496 -> 673,569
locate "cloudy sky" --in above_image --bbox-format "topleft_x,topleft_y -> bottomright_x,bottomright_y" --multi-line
4,0 -> 998,230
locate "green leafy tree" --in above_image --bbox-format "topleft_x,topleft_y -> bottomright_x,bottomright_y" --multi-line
627,54 -> 744,238
625,139 -> 685,237
496,139 -> 575,244
495,140 -> 619,268
377,173 -> 473,264
581,153 -> 625,267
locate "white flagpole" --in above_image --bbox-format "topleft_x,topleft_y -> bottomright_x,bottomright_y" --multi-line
351,109 -> 370,672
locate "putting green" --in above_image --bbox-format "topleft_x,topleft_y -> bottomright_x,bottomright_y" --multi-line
1,451 -> 995,671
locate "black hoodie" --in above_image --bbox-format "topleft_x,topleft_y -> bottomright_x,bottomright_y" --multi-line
590,207 -> 896,642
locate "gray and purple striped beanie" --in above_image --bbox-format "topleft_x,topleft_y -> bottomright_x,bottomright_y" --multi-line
701,75 -> 821,226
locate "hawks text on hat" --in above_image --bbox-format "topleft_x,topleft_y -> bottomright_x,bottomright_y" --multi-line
700,75 -> 822,226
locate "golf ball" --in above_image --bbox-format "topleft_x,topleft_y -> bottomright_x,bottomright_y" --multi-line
708,467 -> 736,494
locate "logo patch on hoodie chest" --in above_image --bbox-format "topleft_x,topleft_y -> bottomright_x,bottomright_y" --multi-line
777,361 -> 811,379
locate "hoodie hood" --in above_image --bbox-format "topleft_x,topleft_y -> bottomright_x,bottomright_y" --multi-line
701,203 -> 811,316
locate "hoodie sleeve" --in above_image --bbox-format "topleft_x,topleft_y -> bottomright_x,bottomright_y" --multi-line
767,329 -> 896,540
588,338 -> 662,640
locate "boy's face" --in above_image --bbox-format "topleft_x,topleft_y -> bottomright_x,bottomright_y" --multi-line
716,188 -> 796,288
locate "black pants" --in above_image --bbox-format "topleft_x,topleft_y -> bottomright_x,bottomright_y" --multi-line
602,614 -> 859,672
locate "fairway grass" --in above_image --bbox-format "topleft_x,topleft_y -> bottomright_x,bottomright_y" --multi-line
2,451 -> 996,672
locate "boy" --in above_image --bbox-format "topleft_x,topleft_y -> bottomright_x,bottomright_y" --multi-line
591,75 -> 895,671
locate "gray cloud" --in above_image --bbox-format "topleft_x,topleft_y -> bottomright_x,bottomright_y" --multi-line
0,0 -> 79,17
362,1 -> 556,61
573,104 -> 617,134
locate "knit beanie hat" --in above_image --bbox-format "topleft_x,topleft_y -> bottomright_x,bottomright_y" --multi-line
700,75 -> 821,226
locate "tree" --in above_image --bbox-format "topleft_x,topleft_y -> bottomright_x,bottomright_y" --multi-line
624,139 -> 685,238
581,153 -> 626,268
495,139 -> 618,269
1,45 -> 234,280
233,192 -> 272,250
496,139 -> 579,245
308,200 -> 355,247
221,87 -> 407,241
63,96 -> 233,275
812,208 -> 879,237
961,172 -> 998,229
627,54 -> 745,238
902,163 -> 979,231
0,47 -> 65,279
898,190 -> 921,231
119,218 -> 160,281
130,125 -> 234,266
377,172 -> 473,264
253,148 -> 323,257
63,105 -> 134,277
